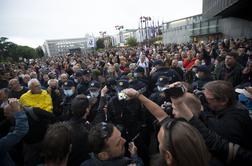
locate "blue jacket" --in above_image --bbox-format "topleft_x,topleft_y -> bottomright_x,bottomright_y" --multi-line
0,111 -> 29,166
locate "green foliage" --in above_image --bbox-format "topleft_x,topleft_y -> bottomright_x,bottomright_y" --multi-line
0,37 -> 43,62
126,37 -> 138,47
96,38 -> 105,50
35,46 -> 45,58
16,46 -> 36,59
0,37 -> 15,60
149,36 -> 163,45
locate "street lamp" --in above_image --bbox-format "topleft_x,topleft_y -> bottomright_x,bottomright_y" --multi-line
140,16 -> 151,45
99,31 -> 106,38
115,25 -> 124,44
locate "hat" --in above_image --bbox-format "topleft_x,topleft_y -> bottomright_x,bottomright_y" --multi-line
116,79 -> 129,91
134,67 -> 145,73
235,88 -> 252,98
106,78 -> 116,85
197,65 -> 209,73
156,76 -> 172,86
130,80 -> 147,93
63,80 -> 75,89
153,60 -> 164,66
76,69 -> 90,77
89,80 -> 101,89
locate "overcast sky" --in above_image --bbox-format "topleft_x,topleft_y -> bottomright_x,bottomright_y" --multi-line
0,0 -> 202,48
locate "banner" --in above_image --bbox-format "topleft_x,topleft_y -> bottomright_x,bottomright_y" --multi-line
87,38 -> 95,48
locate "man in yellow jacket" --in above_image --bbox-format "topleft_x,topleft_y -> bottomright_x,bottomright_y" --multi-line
20,78 -> 53,113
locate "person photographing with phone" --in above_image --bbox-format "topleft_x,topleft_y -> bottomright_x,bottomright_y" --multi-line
122,81 -> 252,166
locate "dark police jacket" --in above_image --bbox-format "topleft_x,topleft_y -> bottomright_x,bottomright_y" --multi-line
107,96 -> 145,140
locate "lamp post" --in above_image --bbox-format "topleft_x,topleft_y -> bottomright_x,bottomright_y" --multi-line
115,25 -> 124,44
99,31 -> 106,38
140,16 -> 151,45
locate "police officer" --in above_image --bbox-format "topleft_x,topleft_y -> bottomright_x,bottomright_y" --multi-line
191,65 -> 213,91
76,69 -> 91,95
150,60 -> 181,93
62,80 -> 76,120
86,80 -> 101,122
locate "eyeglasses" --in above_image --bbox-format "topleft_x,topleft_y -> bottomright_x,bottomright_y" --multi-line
33,85 -> 41,88
100,122 -> 109,139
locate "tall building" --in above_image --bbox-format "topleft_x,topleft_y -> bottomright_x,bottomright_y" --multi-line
163,0 -> 252,44
43,37 -> 90,57
163,15 -> 202,44
202,0 -> 250,20
197,0 -> 252,41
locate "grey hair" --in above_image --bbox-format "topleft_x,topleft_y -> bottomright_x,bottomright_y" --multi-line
60,73 -> 68,79
28,78 -> 41,89
48,79 -> 58,85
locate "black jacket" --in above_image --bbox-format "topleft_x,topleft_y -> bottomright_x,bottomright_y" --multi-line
189,116 -> 252,166
199,105 -> 252,150
81,153 -> 143,166
107,96 -> 145,140
67,117 -> 90,166
191,76 -> 213,90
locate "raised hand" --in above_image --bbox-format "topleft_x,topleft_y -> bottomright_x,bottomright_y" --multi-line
122,88 -> 139,99
128,142 -> 137,157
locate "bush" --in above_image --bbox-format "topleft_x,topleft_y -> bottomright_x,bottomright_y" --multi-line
126,37 -> 138,47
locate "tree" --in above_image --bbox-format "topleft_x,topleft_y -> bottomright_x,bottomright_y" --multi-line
0,37 -> 39,62
96,38 -> 105,50
16,46 -> 36,59
126,37 -> 138,47
35,46 -> 44,58
0,37 -> 15,61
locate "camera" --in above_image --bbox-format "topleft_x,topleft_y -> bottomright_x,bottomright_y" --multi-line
193,89 -> 206,102
164,84 -> 186,98
118,92 -> 128,100
162,101 -> 173,117
193,89 -> 208,108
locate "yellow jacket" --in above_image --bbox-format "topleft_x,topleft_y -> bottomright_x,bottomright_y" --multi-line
20,90 -> 53,113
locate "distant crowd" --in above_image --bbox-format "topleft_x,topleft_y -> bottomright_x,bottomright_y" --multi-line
1,38 -> 252,166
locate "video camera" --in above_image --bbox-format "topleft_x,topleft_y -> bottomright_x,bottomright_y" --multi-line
163,84 -> 186,98
162,101 -> 173,117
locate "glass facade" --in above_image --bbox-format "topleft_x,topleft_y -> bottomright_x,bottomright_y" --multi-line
191,18 -> 219,36
43,38 -> 89,56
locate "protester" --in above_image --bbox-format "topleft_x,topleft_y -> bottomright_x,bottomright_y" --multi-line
19,78 -> 53,113
80,122 -> 144,166
0,98 -> 29,166
8,79 -> 28,99
1,38 -> 252,165
40,122 -> 72,166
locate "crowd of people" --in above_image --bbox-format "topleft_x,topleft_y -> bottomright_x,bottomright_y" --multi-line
1,37 -> 252,166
